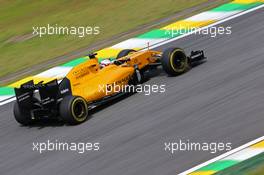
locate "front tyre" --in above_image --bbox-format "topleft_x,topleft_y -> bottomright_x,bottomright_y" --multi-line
13,102 -> 32,125
59,96 -> 88,125
161,47 -> 190,76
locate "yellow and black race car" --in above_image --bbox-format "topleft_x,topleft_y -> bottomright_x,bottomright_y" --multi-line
14,47 -> 205,125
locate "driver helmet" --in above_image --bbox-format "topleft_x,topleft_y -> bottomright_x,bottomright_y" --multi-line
100,59 -> 112,67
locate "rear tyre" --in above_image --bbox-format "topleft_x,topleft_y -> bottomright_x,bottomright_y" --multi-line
13,102 -> 32,125
161,47 -> 190,76
59,96 -> 88,125
116,49 -> 136,59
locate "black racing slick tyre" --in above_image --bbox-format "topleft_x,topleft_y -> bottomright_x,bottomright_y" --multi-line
59,96 -> 89,125
161,47 -> 190,76
116,49 -> 136,59
13,102 -> 32,125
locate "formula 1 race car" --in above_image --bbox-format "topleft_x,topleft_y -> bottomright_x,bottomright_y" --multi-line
14,47 -> 206,125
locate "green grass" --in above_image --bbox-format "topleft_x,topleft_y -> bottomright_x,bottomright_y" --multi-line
215,152 -> 264,175
250,166 -> 264,175
0,0 -> 216,80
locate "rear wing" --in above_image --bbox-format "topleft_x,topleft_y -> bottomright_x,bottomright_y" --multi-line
14,79 -> 60,109
39,80 -> 60,108
14,80 -> 35,109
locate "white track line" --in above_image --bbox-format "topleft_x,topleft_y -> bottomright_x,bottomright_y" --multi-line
1,4 -> 264,107
179,136 -> 264,175
0,97 -> 16,106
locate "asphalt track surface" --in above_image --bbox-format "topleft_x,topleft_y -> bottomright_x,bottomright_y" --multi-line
0,8 -> 264,175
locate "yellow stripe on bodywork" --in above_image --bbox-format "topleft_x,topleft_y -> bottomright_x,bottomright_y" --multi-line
8,76 -> 55,88
162,20 -> 216,30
